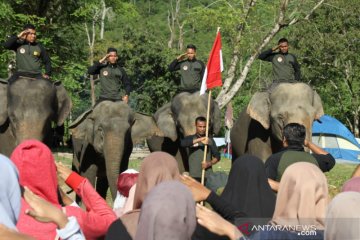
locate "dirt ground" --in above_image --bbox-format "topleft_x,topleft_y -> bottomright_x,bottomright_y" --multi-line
55,147 -> 150,164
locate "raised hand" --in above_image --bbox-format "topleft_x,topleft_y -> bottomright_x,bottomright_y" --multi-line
196,204 -> 242,240
122,95 -> 129,104
99,54 -> 110,63
177,52 -> 187,61
55,162 -> 72,182
180,174 -> 211,201
17,30 -> 30,39
24,187 -> 68,229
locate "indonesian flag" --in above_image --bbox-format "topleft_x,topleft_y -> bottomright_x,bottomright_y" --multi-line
200,31 -> 223,95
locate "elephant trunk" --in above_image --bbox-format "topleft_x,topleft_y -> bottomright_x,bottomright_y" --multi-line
15,118 -> 50,144
103,133 -> 126,200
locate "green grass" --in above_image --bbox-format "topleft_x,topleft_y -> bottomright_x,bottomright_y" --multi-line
325,163 -> 357,198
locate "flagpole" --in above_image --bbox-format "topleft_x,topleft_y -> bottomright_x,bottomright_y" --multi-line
200,26 -> 221,191
201,90 -> 212,186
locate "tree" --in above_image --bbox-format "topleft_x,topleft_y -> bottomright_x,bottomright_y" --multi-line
214,0 -> 326,109
291,0 -> 360,137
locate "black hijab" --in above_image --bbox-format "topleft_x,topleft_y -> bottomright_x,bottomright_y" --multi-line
192,155 -> 276,240
221,154 -> 276,219
106,219 -> 132,240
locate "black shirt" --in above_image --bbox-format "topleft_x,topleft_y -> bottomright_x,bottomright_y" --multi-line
265,145 -> 336,181
180,134 -> 220,178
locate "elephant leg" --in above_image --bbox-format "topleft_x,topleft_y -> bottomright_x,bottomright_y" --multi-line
79,144 -> 99,188
81,164 -> 98,187
96,177 -> 109,199
95,156 -> 108,199
147,136 -> 187,172
178,146 -> 189,173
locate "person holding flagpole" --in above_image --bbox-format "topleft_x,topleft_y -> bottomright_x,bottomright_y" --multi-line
168,44 -> 205,93
180,116 -> 220,183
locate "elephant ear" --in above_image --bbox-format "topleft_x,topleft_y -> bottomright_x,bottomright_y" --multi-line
54,82 -> 72,126
0,80 -> 8,126
69,109 -> 94,142
154,102 -> 177,141
313,90 -> 324,120
246,91 -> 271,129
131,113 -> 163,145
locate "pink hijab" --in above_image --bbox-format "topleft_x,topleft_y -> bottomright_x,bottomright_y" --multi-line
271,162 -> 329,230
121,152 -> 180,238
342,177 -> 360,192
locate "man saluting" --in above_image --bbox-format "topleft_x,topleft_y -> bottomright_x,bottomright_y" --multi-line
258,38 -> 301,83
169,44 -> 205,93
88,48 -> 131,104
3,24 -> 52,82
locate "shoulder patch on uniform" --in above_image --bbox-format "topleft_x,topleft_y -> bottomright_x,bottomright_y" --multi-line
20,48 -> 25,54
277,56 -> 283,62
183,65 -> 188,71
103,70 -> 108,76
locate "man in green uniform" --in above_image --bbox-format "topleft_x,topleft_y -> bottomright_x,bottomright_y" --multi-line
265,123 -> 335,182
258,38 -> 301,83
180,116 -> 220,183
169,44 -> 205,93
88,48 -> 131,104
3,24 -> 52,82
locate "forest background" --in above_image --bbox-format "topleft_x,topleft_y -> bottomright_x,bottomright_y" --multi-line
0,0 -> 358,138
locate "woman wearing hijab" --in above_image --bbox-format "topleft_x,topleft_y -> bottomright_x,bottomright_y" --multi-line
342,176 -> 360,192
0,153 -> 84,240
0,154 -> 21,230
249,162 -> 328,239
106,151 -> 180,239
135,181 -> 196,240
182,155 -> 276,238
0,154 -> 33,239
195,162 -> 329,240
325,191 -> 360,240
10,140 -> 116,240
113,169 -> 139,217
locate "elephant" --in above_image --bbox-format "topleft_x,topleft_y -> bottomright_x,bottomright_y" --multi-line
147,91 -> 222,172
230,82 -> 324,162
69,101 -> 161,200
0,77 -> 71,156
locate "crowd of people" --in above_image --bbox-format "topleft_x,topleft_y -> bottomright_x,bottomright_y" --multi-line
0,123 -> 358,240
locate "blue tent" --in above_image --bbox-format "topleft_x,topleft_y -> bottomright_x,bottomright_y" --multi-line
312,115 -> 360,163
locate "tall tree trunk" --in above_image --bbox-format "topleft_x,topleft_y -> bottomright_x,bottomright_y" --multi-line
217,0 -> 290,109
216,0 -> 325,109
100,0 -> 111,40
354,108 -> 359,138
167,9 -> 176,48
85,22 -> 96,106
217,0 -> 257,97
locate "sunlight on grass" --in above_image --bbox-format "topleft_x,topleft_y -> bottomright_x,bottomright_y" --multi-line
56,151 -> 358,203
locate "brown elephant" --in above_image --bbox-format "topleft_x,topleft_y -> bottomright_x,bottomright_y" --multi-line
147,91 -> 222,172
230,82 -> 324,161
69,101 -> 161,200
0,77 -> 71,156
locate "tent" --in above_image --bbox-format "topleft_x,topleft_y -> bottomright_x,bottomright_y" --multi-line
312,115 -> 360,163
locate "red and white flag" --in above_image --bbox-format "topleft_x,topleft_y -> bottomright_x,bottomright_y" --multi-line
200,31 -> 223,95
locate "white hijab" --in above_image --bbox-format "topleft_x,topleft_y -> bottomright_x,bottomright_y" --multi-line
0,154 -> 21,229
325,191 -> 360,240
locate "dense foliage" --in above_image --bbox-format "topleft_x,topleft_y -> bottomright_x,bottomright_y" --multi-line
0,0 -> 358,137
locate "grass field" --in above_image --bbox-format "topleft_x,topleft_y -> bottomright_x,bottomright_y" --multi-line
55,151 -> 357,200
